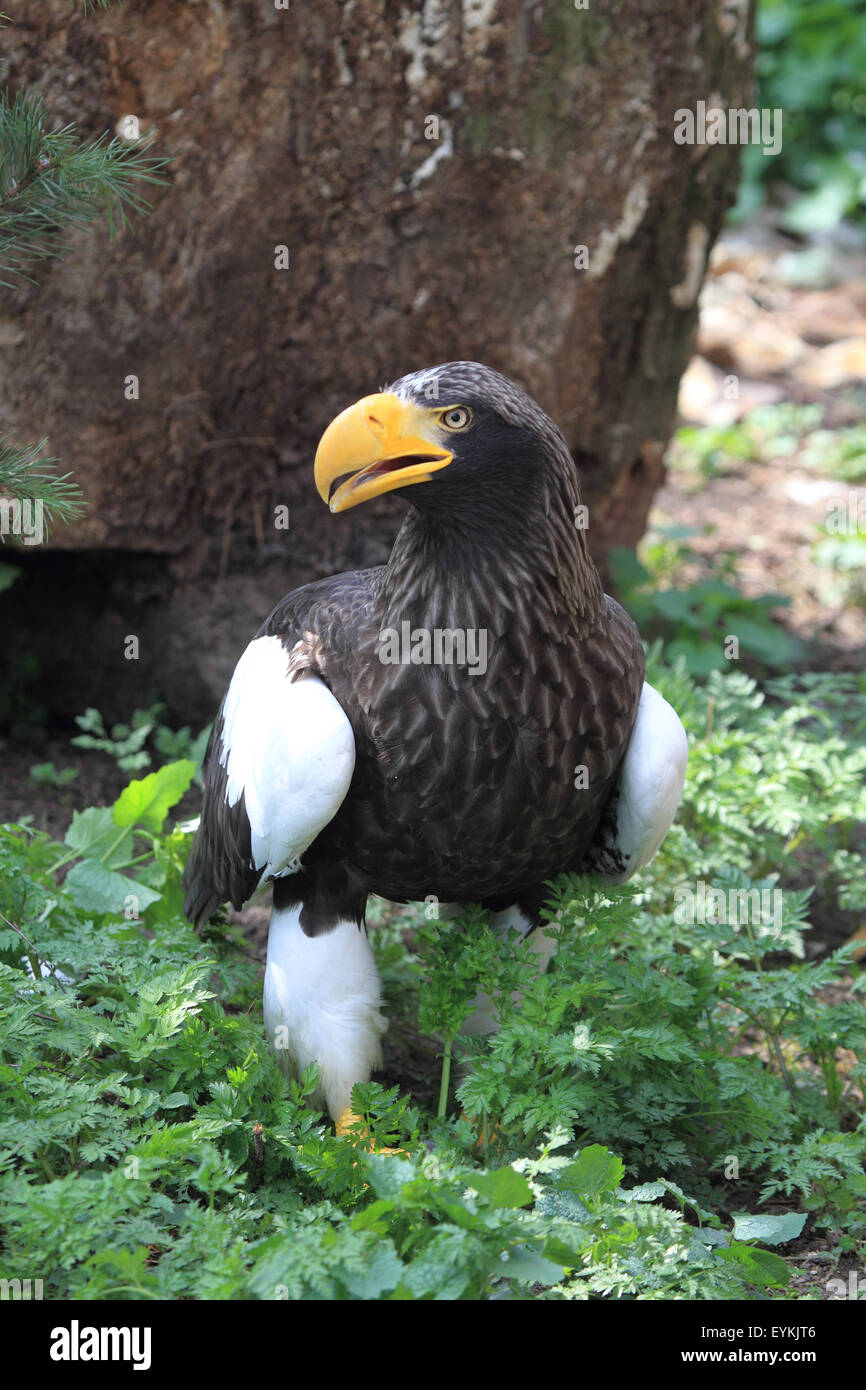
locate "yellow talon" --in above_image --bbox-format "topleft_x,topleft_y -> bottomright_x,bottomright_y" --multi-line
335,1106 -> 363,1139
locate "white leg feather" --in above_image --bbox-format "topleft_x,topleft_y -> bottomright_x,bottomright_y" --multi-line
593,681 -> 689,883
263,903 -> 387,1119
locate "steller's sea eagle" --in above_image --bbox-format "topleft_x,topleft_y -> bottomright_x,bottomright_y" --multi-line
183,362 -> 688,1129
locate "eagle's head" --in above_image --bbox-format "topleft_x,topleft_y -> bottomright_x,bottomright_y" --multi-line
314,361 -> 574,519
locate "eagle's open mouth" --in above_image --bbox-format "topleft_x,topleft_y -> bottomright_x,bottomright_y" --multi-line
327,455 -> 444,504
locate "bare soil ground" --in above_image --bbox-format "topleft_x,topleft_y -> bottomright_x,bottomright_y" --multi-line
667,214 -> 866,666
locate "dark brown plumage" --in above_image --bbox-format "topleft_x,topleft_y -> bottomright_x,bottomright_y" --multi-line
183,362 -> 645,936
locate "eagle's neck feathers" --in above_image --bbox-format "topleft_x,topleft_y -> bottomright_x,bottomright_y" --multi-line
377,452 -> 604,639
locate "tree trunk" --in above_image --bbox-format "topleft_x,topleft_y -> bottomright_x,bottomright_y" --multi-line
1,0 -> 753,726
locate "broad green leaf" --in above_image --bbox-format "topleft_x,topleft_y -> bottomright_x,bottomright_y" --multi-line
65,806 -> 133,866
364,1152 -> 418,1199
731,1212 -> 806,1247
340,1242 -> 404,1299
542,1235 -> 587,1268
558,1145 -> 624,1200
621,1181 -> 666,1203
402,1231 -> 476,1300
609,546 -> 651,589
466,1166 -> 533,1209
734,618 -> 801,664
112,760 -> 196,833
691,1227 -> 730,1248
653,589 -> 697,622
64,860 -> 161,915
437,1199 -> 487,1232
716,1242 -> 790,1288
350,1199 -> 395,1234
502,1246 -> 565,1286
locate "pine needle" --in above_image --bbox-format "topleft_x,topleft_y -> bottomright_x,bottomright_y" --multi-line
0,436 -> 86,537
0,89 -> 170,289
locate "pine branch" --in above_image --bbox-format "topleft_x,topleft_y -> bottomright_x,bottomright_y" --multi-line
0,89 -> 170,288
0,436 -> 86,540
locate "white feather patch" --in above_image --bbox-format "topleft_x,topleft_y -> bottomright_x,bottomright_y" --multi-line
218,635 -> 355,879
263,903 -> 387,1119
606,681 -> 689,883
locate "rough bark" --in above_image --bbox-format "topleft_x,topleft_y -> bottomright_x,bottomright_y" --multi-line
1,0 -> 753,726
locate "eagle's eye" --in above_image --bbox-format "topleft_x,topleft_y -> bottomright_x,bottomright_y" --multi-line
438,405 -> 473,431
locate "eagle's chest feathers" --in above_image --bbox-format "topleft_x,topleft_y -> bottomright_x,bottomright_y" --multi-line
323,563 -> 634,902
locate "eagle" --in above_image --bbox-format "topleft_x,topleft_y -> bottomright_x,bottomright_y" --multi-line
183,362 -> 688,1129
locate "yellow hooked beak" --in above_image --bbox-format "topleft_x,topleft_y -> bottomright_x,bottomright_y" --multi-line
314,393 -> 454,513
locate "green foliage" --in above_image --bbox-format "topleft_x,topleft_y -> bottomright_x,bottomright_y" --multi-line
0,437 -> 85,543
440,657 -> 866,1229
0,52 -> 167,540
612,398 -> 866,670
0,88 -> 169,289
29,761 -> 79,788
669,404 -> 827,482
1,659 -> 864,1298
812,531 -> 866,607
643,654 -> 866,902
735,0 -> 866,230
71,708 -> 155,772
800,425 -> 866,483
610,543 -> 802,674
71,703 -> 211,777
450,872 -> 864,1183
660,405 -> 866,621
